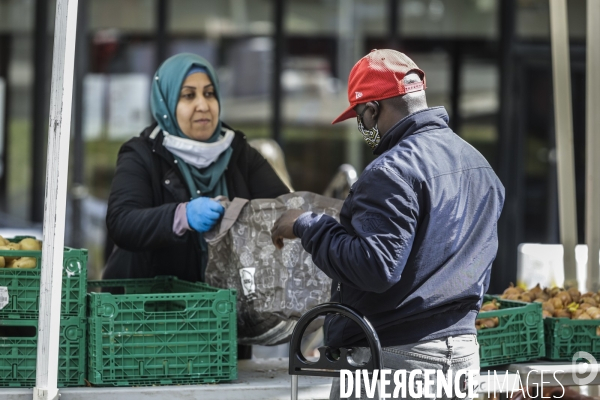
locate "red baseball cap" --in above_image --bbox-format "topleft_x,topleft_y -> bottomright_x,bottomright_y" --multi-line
332,49 -> 426,124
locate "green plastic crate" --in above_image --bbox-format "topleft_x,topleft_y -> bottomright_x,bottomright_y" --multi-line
477,295 -> 545,367
544,317 -> 600,360
0,316 -> 86,387
87,276 -> 237,387
0,237 -> 87,318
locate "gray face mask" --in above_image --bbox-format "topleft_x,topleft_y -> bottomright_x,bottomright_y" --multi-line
357,101 -> 381,149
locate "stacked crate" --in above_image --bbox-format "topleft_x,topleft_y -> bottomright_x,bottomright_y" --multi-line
87,277 -> 237,386
477,295 -> 546,367
0,238 -> 88,387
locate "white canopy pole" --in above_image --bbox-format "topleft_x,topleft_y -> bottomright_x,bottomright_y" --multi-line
586,0 -> 600,292
33,0 -> 79,399
549,0 -> 578,289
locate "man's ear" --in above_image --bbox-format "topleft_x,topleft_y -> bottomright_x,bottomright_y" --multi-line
366,101 -> 380,121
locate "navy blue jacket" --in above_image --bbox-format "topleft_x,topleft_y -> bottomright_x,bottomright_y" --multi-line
294,107 -> 505,348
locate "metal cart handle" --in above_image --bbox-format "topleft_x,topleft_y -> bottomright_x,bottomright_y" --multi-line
289,302 -> 383,399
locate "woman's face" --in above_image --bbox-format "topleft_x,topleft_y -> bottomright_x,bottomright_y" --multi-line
176,72 -> 219,141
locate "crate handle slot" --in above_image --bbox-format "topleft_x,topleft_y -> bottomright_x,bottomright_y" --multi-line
144,299 -> 187,313
0,324 -> 37,338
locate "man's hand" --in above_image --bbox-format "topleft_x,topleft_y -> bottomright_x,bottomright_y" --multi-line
271,209 -> 305,249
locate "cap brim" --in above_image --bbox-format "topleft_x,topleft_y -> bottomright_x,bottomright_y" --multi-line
331,105 -> 357,124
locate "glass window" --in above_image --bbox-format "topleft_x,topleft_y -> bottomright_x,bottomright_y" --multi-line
401,0 -> 498,39
90,0 -> 155,33
516,0 -> 586,40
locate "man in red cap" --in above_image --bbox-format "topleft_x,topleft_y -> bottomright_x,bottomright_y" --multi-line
272,49 -> 504,399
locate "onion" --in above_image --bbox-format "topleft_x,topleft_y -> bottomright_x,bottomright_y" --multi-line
582,297 -> 598,306
519,293 -> 533,303
586,307 -> 600,320
542,301 -> 555,312
571,309 -> 585,319
551,297 -> 564,309
535,292 -> 549,301
556,291 -> 572,305
553,309 -> 571,318
568,287 -> 581,303
530,283 -> 543,295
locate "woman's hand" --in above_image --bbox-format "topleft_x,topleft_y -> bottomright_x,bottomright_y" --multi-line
186,197 -> 225,233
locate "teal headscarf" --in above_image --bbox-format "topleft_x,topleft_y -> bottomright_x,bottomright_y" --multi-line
150,53 -> 232,280
150,53 -> 232,200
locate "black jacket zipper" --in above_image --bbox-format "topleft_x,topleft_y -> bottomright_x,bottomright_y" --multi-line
337,282 -> 343,303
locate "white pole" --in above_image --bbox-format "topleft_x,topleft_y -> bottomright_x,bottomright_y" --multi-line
33,0 -> 79,399
586,0 -> 600,292
0,78 -> 5,179
549,0 -> 578,289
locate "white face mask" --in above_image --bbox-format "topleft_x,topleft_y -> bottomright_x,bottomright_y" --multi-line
162,129 -> 234,169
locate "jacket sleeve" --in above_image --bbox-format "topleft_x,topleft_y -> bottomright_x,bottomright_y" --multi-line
244,143 -> 291,199
293,166 -> 419,293
106,140 -> 186,251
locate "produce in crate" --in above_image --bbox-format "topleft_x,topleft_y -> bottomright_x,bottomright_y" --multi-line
501,283 -> 600,321
0,242 -> 21,263
11,257 -> 37,269
476,298 -> 500,330
476,294 -> 546,366
19,237 -> 42,251
0,235 -> 42,268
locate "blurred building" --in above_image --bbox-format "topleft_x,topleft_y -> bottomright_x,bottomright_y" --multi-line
0,0 -> 590,290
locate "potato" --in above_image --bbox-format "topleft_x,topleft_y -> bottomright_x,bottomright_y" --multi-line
0,243 -> 22,262
18,238 -> 41,251
0,235 -> 8,246
0,256 -> 4,268
10,257 -> 37,269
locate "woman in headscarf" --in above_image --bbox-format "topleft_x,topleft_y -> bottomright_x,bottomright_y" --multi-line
104,53 -> 290,282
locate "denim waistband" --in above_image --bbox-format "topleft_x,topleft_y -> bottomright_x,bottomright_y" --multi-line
371,309 -> 478,347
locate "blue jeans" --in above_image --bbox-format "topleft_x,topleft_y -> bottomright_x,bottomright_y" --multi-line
329,334 -> 479,400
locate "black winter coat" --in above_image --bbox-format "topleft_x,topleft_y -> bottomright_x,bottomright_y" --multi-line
104,123 -> 290,282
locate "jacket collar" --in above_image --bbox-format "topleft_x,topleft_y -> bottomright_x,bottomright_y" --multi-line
373,106 -> 450,155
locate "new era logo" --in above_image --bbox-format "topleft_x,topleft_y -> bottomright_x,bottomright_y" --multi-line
355,92 -> 363,99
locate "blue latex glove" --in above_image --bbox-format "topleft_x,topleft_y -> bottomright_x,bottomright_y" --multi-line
186,197 -> 225,233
